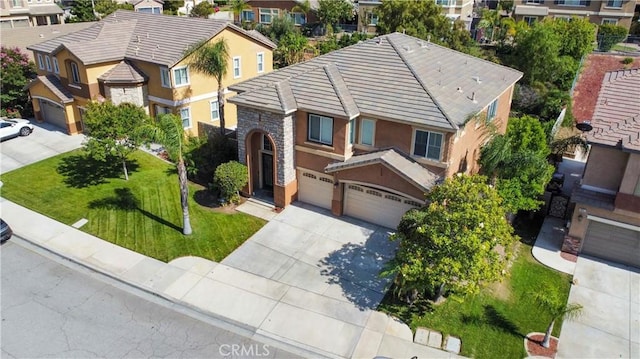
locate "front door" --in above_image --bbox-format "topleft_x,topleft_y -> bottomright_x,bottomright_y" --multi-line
261,152 -> 273,190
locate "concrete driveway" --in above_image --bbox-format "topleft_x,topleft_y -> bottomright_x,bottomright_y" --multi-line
557,255 -> 639,359
223,202 -> 398,310
1,121 -> 84,174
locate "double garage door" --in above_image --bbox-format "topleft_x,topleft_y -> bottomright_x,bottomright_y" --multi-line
296,169 -> 421,229
39,99 -> 67,131
581,220 -> 640,268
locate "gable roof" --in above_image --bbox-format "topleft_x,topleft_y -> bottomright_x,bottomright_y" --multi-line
25,75 -> 74,103
229,32 -> 522,130
99,60 -> 148,83
587,68 -> 640,153
325,148 -> 439,192
27,10 -> 275,67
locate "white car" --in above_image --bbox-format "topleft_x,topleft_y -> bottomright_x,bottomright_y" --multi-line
0,118 -> 34,140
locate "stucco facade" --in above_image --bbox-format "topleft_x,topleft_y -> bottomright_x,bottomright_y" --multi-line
513,0 -> 636,30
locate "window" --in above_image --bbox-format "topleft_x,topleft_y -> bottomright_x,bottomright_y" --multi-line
210,100 -> 219,121
259,8 -> 279,24
173,67 -> 189,87
308,114 -> 333,145
367,12 -> 378,25
44,56 -> 51,71
12,0 -> 22,7
262,134 -> 272,151
233,56 -> 241,79
606,0 -> 623,7
138,6 -> 161,13
241,10 -> 255,22
413,130 -> 443,161
70,62 -> 80,83
523,16 -> 537,26
435,0 -> 455,6
52,57 -> 59,73
349,118 -> 355,144
557,0 -> 589,6
154,105 -> 170,117
360,119 -> 375,146
180,107 -> 191,128
289,12 -> 306,25
160,67 -> 171,88
487,99 -> 498,121
257,52 -> 264,73
37,54 -> 44,69
602,18 -> 618,25
554,15 -> 572,21
526,0 -> 543,3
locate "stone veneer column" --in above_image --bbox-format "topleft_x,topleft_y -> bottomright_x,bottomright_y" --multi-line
236,107 -> 296,205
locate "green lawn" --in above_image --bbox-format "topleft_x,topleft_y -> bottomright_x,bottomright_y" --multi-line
0,150 -> 265,262
378,219 -> 572,359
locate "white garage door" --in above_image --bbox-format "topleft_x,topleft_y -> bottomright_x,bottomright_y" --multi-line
582,220 -> 640,268
297,169 -> 333,209
39,99 -> 67,130
344,184 -> 422,229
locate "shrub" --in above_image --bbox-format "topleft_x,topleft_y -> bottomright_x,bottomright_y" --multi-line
597,24 -> 628,52
185,134 -> 237,185
213,161 -> 248,204
622,57 -> 634,65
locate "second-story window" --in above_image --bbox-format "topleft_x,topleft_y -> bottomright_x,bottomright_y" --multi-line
70,62 -> 80,83
413,130 -> 443,161
173,67 -> 189,87
367,12 -> 378,25
257,52 -> 264,73
12,0 -> 22,7
349,118 -> 355,144
52,57 -> 59,74
241,10 -> 254,22
308,114 -> 333,145
606,0 -> 623,7
45,56 -> 52,72
233,56 -> 241,79
210,100 -> 219,121
289,12 -> 306,25
360,119 -> 375,146
435,0 -> 455,6
487,99 -> 499,121
37,54 -> 44,70
259,8 -> 278,24
180,107 -> 191,128
160,67 -> 171,88
558,0 -> 589,6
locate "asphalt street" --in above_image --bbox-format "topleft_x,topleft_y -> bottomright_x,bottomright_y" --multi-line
1,237 -> 297,359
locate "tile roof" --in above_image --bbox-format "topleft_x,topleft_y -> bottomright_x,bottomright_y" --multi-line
229,33 -> 522,130
325,148 -> 440,192
98,61 -> 148,83
247,30 -> 277,49
27,10 -> 275,67
28,4 -> 64,15
25,75 -> 74,103
587,68 -> 640,153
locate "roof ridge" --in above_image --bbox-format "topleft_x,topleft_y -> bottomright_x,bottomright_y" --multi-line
322,63 -> 359,119
274,81 -> 297,114
386,34 -> 458,130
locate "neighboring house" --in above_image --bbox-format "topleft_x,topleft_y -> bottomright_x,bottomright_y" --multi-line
564,68 -> 640,268
229,32 -> 522,229
243,0 -> 319,26
129,0 -> 163,14
513,0 -> 636,30
25,10 -> 275,136
355,0 -> 475,34
0,0 -> 64,29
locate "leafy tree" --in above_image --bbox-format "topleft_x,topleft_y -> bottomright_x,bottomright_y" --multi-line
513,22 -> 562,85
0,46 -> 36,118
597,24 -> 628,52
213,161 -> 248,204
94,0 -> 133,17
68,0 -> 97,22
229,0 -> 251,24
316,0 -> 353,35
317,35 -> 340,54
190,1 -> 214,18
186,39 -> 229,136
480,116 -> 555,213
163,0 -> 184,15
137,114 -> 193,235
531,283 -> 583,348
551,17 -> 596,60
83,101 -> 148,181
184,133 -> 237,184
275,31 -> 310,66
384,174 -> 516,303
374,0 -> 473,52
261,12 -> 297,42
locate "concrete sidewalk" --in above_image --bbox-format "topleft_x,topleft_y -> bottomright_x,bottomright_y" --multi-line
0,198 -> 463,359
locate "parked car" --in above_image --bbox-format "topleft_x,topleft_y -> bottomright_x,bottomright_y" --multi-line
0,118 -> 34,140
1,219 -> 13,242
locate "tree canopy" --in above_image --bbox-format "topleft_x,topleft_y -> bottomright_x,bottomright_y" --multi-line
480,115 -> 555,213
68,0 -> 97,22
163,0 -> 185,15
316,0 -> 354,34
94,0 -> 133,17
384,174 -> 516,303
83,101 -> 149,181
190,1 -> 214,18
0,46 -> 36,118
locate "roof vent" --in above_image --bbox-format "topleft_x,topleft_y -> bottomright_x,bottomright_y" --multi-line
472,76 -> 481,84
137,35 -> 141,43
457,86 -> 463,93
427,34 -> 431,43
471,92 -> 477,103
376,38 -> 382,45
39,33 -> 44,38
403,45 -> 413,53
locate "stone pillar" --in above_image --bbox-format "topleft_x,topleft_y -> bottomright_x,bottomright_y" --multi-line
561,235 -> 581,255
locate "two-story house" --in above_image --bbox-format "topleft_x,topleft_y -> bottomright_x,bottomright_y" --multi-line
0,0 -> 64,29
242,0 -> 319,26
564,68 -> 640,268
228,32 -> 523,229
25,10 -> 275,136
356,0 -> 475,34
513,0 -> 636,30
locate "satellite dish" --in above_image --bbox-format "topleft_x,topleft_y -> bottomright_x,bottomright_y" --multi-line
576,121 -> 593,132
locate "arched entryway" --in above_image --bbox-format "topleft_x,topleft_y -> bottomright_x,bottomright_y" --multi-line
246,130 -> 277,203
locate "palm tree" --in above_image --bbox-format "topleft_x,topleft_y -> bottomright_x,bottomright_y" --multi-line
531,285 -> 583,348
229,0 -> 251,25
291,0 -> 311,24
138,114 -> 193,235
187,38 -> 229,136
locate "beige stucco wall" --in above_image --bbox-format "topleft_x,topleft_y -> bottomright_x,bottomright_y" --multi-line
582,145 -> 628,192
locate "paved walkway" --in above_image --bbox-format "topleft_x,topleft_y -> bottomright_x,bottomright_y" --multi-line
1,198 -> 463,358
